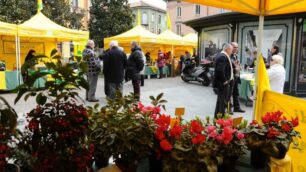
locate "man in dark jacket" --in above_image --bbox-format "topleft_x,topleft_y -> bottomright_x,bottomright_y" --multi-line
83,40 -> 101,102
230,42 -> 245,113
126,41 -> 144,101
213,43 -> 234,118
103,41 -> 127,100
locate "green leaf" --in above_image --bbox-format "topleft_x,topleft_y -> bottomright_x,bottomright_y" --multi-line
156,93 -> 164,101
14,87 -> 27,104
36,93 -> 47,105
50,49 -> 58,57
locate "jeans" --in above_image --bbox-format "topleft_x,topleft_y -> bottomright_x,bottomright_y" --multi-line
159,67 -> 163,78
108,82 -> 123,100
87,74 -> 99,100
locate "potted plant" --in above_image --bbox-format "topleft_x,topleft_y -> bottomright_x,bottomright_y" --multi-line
88,93 -> 166,172
155,115 -> 247,172
13,52 -> 94,171
0,97 -> 19,172
245,111 -> 300,168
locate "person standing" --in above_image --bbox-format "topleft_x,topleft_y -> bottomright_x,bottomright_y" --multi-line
157,50 -> 165,79
267,55 -> 286,93
103,41 -> 127,100
230,42 -> 245,113
83,40 -> 101,102
267,45 -> 282,67
213,43 -> 234,118
126,41 -> 144,101
140,52 -> 146,86
22,49 -> 36,82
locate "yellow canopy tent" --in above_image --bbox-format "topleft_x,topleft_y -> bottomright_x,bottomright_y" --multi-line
0,21 -> 17,36
104,25 -> 159,57
183,33 -> 198,47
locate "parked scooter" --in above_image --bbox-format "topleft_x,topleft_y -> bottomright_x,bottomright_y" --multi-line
181,59 -> 214,86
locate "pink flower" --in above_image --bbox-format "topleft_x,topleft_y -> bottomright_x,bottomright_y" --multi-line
216,135 -> 223,142
207,125 -> 216,133
216,118 -> 233,127
138,102 -> 144,111
236,132 -> 245,140
153,106 -> 161,114
151,113 -> 158,120
142,106 -> 155,113
208,130 -> 218,139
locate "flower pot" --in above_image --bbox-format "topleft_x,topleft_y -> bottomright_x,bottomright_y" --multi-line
218,156 -> 237,172
94,155 -> 109,169
250,148 -> 269,169
149,155 -> 162,172
115,159 -> 137,172
273,142 -> 289,159
4,164 -> 20,172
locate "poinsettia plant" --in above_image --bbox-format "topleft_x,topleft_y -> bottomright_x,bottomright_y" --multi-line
13,52 -> 93,171
155,115 -> 247,172
245,111 -> 301,158
0,97 -> 18,170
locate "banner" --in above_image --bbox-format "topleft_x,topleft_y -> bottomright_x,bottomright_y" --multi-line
261,91 -> 306,172
3,41 -> 45,54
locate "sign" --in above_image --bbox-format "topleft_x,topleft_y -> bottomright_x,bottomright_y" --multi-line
3,41 -> 45,54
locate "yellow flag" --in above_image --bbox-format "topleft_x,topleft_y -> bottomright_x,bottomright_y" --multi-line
167,13 -> 172,30
254,55 -> 270,121
37,0 -> 43,12
137,9 -> 141,26
260,90 -> 306,171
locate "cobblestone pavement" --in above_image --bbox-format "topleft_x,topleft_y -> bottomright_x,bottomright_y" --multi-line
1,76 -> 253,126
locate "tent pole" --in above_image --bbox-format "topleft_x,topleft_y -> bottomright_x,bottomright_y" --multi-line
15,34 -> 19,85
252,15 -> 264,120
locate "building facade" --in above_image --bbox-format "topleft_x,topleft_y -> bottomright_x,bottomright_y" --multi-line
71,0 -> 90,30
167,0 -> 229,36
130,1 -> 167,34
185,12 -> 306,96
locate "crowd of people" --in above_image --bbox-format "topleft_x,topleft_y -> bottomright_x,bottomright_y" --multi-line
213,42 -> 286,118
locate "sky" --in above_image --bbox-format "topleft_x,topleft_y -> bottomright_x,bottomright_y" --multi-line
128,0 -> 167,11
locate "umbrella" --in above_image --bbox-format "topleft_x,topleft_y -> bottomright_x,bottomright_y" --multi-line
183,0 -> 306,117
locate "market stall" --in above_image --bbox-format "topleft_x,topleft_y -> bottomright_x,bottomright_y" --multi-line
0,12 -> 89,90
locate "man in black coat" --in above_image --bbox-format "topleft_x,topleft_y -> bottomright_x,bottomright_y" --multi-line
103,41 -> 127,100
126,41 -> 144,101
213,43 -> 234,118
230,42 -> 245,113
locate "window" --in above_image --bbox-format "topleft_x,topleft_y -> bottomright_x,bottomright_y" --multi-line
220,8 -> 225,13
151,14 -> 155,22
195,5 -> 201,15
176,24 -> 181,35
142,12 -> 148,25
298,19 -> 306,89
72,0 -> 78,7
177,7 -> 181,17
158,15 -> 162,24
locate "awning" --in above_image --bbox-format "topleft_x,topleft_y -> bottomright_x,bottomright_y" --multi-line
18,12 -> 89,41
0,21 -> 17,36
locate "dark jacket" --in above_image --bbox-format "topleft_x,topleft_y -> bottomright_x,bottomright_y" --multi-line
126,46 -> 144,80
103,46 -> 127,84
213,52 -> 232,90
230,54 -> 241,83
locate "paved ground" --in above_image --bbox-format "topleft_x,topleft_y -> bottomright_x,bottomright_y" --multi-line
1,76 -> 253,125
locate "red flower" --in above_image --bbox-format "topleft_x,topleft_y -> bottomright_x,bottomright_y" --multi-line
236,132 -> 245,140
155,128 -> 165,141
170,125 -> 183,138
190,120 -> 204,134
291,117 -> 299,127
160,139 -> 172,151
138,102 -> 144,111
151,113 -> 158,120
208,130 -> 218,139
155,115 -> 171,131
192,134 -> 206,144
221,127 -> 236,144
216,119 -> 233,127
250,120 -> 258,126
281,123 -> 292,132
207,125 -> 216,133
267,127 -> 280,138
153,106 -> 161,114
262,112 -> 272,124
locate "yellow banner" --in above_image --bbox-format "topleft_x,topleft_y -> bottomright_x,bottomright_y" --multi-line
260,90 -> 306,172
3,41 -> 45,54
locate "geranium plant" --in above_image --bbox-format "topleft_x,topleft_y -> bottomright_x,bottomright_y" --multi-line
0,97 -> 18,171
13,51 -> 93,171
155,115 -> 247,172
245,111 -> 300,159
88,93 -> 167,171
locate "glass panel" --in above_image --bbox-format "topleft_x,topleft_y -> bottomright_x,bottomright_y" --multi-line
298,20 -> 306,91
238,19 -> 293,82
200,25 -> 231,60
